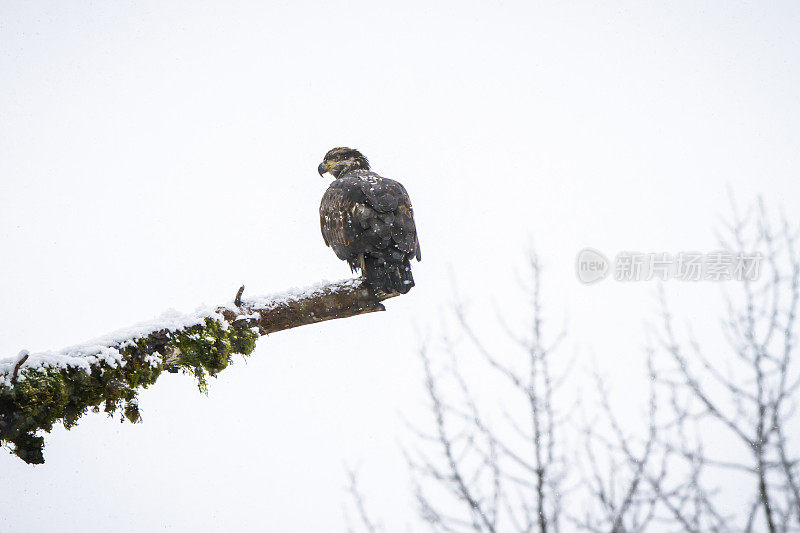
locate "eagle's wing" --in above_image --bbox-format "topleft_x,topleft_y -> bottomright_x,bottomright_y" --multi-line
357,174 -> 421,261
320,173 -> 421,266
319,178 -> 364,262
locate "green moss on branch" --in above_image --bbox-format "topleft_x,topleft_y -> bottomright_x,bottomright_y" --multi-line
0,279 -> 394,464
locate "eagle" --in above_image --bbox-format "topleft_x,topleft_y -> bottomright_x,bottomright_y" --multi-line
318,147 -> 421,295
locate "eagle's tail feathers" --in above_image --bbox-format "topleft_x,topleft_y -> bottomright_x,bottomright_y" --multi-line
363,255 -> 414,295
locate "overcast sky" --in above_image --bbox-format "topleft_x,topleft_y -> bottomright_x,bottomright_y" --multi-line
1,2 -> 799,531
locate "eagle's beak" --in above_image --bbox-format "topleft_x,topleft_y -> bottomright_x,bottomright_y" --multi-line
317,162 -> 329,176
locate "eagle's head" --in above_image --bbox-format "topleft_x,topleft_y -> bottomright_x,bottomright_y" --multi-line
318,147 -> 370,179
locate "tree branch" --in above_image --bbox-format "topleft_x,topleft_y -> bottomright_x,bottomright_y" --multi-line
0,278 -> 397,465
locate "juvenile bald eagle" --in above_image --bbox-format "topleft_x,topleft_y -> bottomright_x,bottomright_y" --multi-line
318,147 -> 421,294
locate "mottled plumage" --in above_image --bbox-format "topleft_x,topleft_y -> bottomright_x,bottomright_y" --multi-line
318,148 -> 421,294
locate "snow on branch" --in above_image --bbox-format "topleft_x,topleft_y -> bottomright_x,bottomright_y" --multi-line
0,278 -> 396,464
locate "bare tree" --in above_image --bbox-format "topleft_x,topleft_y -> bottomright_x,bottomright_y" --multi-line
570,351 -> 666,533
403,253 -> 570,532
345,466 -> 384,533
650,198 -> 800,531
346,198 -> 800,532
569,198 -> 800,532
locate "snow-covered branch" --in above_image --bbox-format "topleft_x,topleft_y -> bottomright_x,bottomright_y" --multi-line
0,278 -> 395,464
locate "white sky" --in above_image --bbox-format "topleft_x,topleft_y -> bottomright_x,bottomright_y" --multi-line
1,1 -> 799,531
